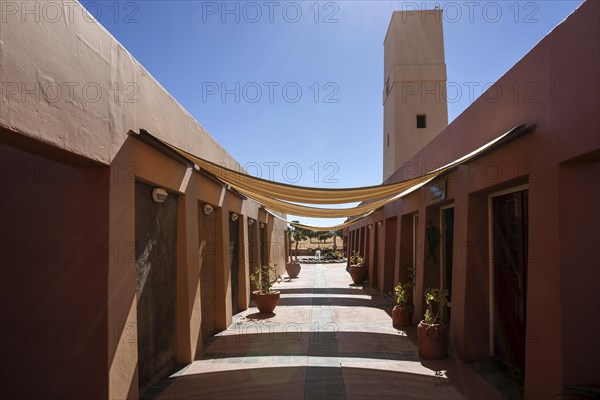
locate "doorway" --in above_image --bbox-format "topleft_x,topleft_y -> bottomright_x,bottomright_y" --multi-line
135,181 -> 178,391
198,203 -> 217,343
260,223 -> 268,266
491,188 -> 529,372
229,214 -> 240,315
440,206 -> 455,322
372,224 -> 381,289
383,217 -> 397,294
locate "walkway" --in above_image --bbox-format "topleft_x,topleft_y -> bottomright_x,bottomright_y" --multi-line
143,263 -> 506,399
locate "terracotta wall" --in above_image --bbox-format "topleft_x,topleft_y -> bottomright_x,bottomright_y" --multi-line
106,137 -> 287,399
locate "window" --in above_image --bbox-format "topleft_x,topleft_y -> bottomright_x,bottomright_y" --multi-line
417,114 -> 427,129
386,77 -> 390,96
387,134 -> 390,148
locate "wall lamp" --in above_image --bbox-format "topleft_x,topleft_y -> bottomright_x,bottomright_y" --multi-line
152,188 -> 168,203
376,221 -> 383,228
248,219 -> 255,226
260,223 -> 265,229
231,213 -> 239,222
367,224 -> 373,230
203,204 -> 214,215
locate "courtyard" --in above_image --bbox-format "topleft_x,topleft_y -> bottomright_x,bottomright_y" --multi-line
142,262 -> 510,399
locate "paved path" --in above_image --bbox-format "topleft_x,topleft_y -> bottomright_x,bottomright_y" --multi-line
144,263 -> 506,399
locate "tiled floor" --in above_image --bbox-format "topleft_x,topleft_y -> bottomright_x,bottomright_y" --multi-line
142,263 -> 508,399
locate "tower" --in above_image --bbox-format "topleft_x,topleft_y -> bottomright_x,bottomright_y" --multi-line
383,9 -> 448,181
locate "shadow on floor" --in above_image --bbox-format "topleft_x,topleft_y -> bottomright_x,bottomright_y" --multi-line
275,296 -> 391,308
196,330 -> 416,360
141,364 -> 504,400
465,357 -> 524,400
277,288 -> 371,296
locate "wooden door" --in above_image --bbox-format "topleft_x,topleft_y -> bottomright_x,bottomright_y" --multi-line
493,190 -> 529,371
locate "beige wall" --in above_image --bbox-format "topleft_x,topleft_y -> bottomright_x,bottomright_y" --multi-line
383,9 -> 448,180
0,1 -> 238,170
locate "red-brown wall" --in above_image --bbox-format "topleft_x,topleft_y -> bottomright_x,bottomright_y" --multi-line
349,1 -> 600,397
0,141 -> 110,399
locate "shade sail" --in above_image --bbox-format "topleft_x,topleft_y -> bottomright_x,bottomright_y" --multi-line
133,124 -> 531,228
144,124 -> 527,206
266,209 -> 373,232
263,174 -> 437,231
228,175 -> 435,218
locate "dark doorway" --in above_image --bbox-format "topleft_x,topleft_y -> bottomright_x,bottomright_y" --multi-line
372,225 -> 380,289
229,215 -> 240,315
441,207 -> 454,322
248,221 -> 259,291
260,224 -> 268,266
359,227 -> 366,257
383,217 -> 397,294
135,181 -> 178,391
493,189 -> 529,372
198,203 -> 217,343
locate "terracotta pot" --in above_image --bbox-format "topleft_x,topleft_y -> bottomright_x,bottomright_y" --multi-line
349,264 -> 368,284
285,263 -> 301,278
252,291 -> 280,314
392,305 -> 413,327
417,321 -> 448,359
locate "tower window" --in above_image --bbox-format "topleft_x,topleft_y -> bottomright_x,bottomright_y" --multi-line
387,134 -> 390,148
386,77 -> 390,96
417,114 -> 427,129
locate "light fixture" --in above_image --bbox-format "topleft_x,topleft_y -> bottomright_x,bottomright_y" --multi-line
231,213 -> 239,222
367,224 -> 373,230
248,219 -> 254,226
260,223 -> 265,229
376,221 -> 383,228
203,204 -> 214,215
152,188 -> 168,203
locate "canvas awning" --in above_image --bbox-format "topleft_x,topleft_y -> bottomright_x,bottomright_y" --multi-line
133,124 -> 532,230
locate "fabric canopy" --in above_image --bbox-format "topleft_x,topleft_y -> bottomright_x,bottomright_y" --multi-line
135,124 -> 530,230
266,209 -> 373,232
148,125 -> 525,205
228,175 -> 435,218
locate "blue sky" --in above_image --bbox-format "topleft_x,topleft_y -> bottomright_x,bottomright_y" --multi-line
83,0 -> 583,227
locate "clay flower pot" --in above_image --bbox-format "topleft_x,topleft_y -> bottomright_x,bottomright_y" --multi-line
392,305 -> 413,327
285,263 -> 301,278
417,321 -> 448,359
349,264 -> 368,284
252,291 -> 280,314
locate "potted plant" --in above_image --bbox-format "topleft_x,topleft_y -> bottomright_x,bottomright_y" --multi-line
250,264 -> 282,314
286,222 -> 307,278
418,287 -> 451,359
392,281 -> 414,327
348,251 -> 368,284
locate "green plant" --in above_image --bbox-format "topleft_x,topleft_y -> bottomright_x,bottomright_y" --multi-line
349,251 -> 364,266
394,281 -> 413,306
250,264 -> 282,294
324,251 -> 345,261
289,221 -> 310,263
423,287 -> 451,325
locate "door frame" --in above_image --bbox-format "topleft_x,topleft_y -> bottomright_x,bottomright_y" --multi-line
412,214 -> 419,300
487,183 -> 529,355
439,204 -> 455,291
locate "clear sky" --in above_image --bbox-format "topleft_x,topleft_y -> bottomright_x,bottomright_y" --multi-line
82,0 -> 584,227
